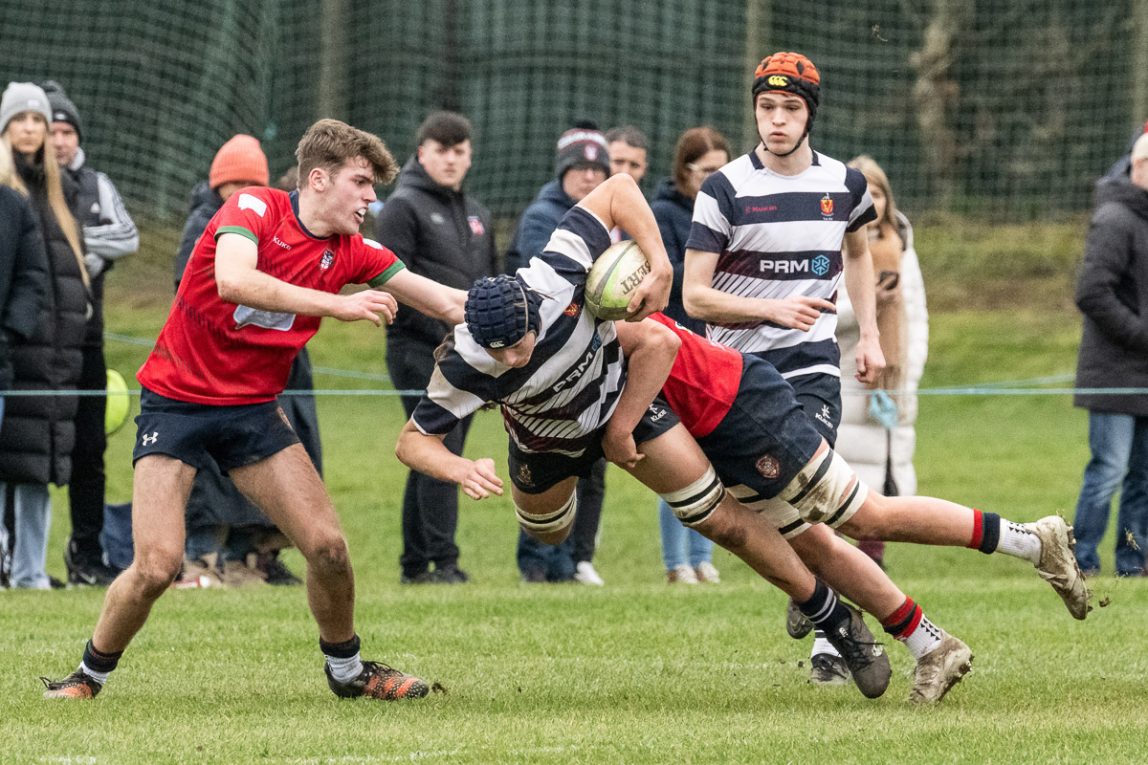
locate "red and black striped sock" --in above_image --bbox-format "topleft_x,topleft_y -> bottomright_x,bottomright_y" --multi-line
882,597 -> 943,660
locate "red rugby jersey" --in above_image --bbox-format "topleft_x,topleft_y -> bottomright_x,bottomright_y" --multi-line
648,313 -> 743,437
139,188 -> 405,405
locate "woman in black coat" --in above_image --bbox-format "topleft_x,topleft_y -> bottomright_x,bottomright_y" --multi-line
0,82 -> 89,589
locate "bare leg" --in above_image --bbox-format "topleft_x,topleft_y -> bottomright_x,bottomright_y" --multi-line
92,455 -> 195,653
230,445 -> 354,644
788,523 -> 903,619
626,424 -> 817,602
839,492 -> 975,546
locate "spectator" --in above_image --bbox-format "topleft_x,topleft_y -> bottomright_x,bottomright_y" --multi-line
373,111 -> 496,584
0,141 -> 49,586
1071,131 -> 1148,577
835,155 -> 929,569
604,125 -> 650,243
0,82 -> 89,590
42,80 -> 140,587
504,121 -> 611,585
1098,119 -> 1148,184
172,134 -> 309,587
650,126 -> 730,584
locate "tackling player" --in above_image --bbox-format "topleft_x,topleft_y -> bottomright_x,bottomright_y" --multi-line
616,313 -> 1092,702
42,119 -> 465,702
396,173 -> 897,700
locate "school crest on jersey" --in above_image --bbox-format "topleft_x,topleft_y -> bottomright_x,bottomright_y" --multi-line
755,454 -> 780,479
819,193 -> 834,218
468,215 -> 485,236
319,249 -> 335,270
563,302 -> 580,317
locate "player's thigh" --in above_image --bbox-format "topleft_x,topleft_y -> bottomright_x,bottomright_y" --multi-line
511,475 -> 579,517
627,423 -> 713,494
131,454 -> 196,567
228,444 -> 342,554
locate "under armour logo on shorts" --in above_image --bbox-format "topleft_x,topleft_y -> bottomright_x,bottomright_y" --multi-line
141,432 -> 159,446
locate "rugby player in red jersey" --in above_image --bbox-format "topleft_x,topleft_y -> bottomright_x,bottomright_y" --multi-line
612,313 -> 1091,703
43,119 -> 464,702
396,174 -> 896,700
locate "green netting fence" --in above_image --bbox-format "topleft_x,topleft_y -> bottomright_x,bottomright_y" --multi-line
2,0 -> 1146,223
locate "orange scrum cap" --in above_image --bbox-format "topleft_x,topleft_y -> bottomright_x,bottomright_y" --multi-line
752,51 -> 821,119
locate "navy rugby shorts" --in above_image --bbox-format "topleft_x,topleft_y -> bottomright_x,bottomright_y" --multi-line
132,387 -> 300,472
508,398 -> 680,494
695,355 -> 824,501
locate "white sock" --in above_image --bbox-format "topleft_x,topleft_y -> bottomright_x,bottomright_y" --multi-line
811,632 -> 839,657
997,520 -> 1041,564
899,614 -> 945,661
79,661 -> 109,685
325,652 -> 364,683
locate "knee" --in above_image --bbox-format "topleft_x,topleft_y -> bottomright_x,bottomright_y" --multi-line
696,507 -> 748,550
131,549 -> 183,595
303,533 -> 350,576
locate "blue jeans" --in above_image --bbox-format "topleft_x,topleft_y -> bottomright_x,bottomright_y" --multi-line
1072,411 -> 1148,575
1,482 -> 52,589
658,500 -> 713,570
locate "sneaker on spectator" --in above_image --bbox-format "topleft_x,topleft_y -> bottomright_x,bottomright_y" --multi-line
221,559 -> 268,588
823,604 -> 891,699
693,561 -> 721,583
1027,515 -> 1091,620
326,661 -> 429,700
252,551 -> 302,586
809,653 -> 851,686
910,632 -> 973,704
520,567 -> 547,584
41,669 -> 102,700
573,560 -> 605,586
434,564 -> 470,584
172,556 -> 224,589
65,539 -> 118,587
667,564 -> 698,584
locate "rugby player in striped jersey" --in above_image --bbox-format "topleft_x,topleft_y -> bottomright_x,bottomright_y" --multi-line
397,173 -> 896,699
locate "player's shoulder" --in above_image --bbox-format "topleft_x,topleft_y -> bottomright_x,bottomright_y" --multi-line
227,186 -> 291,217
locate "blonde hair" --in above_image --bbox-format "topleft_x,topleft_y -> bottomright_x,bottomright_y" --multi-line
2,124 -> 88,287
848,154 -> 898,232
0,139 -> 12,188
295,118 -> 398,186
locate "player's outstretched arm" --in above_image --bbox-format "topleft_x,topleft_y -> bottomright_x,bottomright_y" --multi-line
214,232 -> 397,324
841,228 -> 885,385
577,174 -> 671,320
396,420 -> 503,500
377,269 -> 466,326
682,248 -> 834,329
603,319 -> 681,468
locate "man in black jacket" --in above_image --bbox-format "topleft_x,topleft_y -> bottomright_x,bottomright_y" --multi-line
1072,132 -> 1148,577
374,111 -> 496,584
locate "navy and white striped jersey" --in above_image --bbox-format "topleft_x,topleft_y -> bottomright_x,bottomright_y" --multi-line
686,150 -> 876,378
411,206 -> 623,457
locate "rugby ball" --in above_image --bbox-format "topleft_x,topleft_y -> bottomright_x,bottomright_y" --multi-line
105,368 -> 131,436
584,240 -> 651,320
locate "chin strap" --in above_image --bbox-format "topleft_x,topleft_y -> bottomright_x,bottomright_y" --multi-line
760,129 -> 809,158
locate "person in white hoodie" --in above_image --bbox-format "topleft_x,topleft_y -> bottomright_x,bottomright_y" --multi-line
835,155 -> 929,569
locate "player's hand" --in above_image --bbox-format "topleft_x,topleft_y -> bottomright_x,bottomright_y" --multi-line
854,336 -> 886,386
459,457 -> 503,500
602,426 -> 643,469
765,296 -> 836,331
332,289 -> 398,325
626,259 -> 671,321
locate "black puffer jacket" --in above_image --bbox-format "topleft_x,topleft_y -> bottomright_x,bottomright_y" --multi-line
374,157 -> 497,348
1074,177 -> 1148,416
0,187 -> 48,390
0,154 -> 89,485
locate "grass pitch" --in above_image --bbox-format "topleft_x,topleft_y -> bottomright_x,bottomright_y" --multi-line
4,237 -> 1146,764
